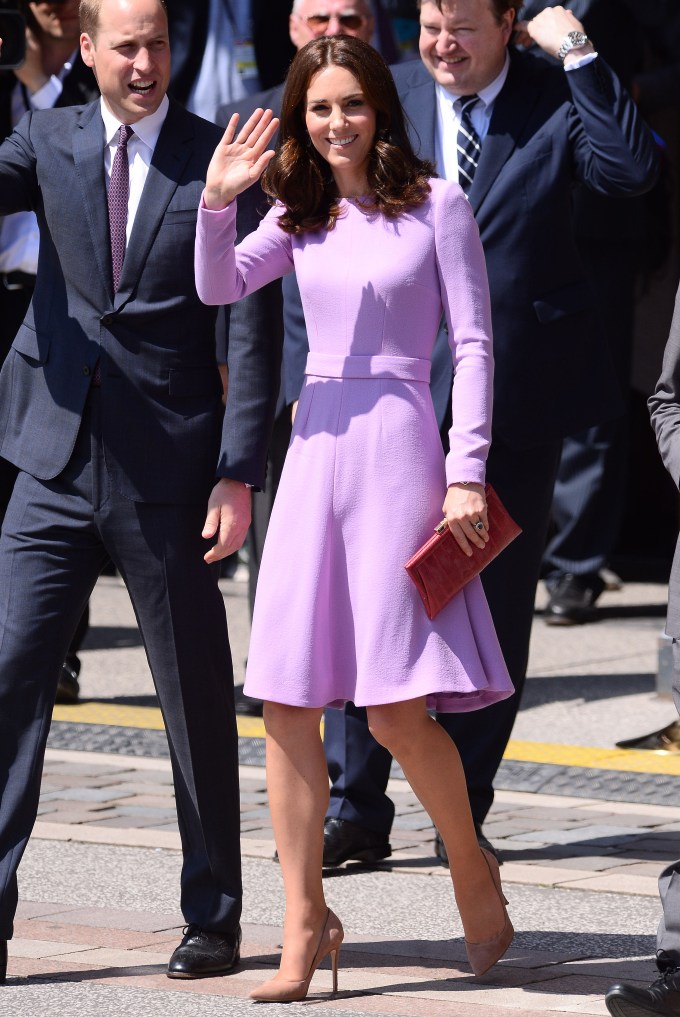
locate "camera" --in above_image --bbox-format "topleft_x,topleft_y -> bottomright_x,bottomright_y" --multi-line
0,1 -> 26,70
0,1 -> 71,70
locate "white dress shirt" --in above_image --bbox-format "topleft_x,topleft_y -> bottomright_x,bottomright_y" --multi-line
435,54 -> 510,185
434,49 -> 599,185
100,95 -> 169,247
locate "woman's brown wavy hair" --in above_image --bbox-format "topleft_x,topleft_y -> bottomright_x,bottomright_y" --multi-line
262,36 -> 434,234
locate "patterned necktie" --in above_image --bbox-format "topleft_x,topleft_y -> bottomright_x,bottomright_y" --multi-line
108,124 -> 134,292
456,94 -> 481,194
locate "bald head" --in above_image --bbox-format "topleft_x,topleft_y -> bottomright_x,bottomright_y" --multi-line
289,1 -> 374,50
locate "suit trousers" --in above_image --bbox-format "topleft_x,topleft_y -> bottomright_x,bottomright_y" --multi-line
324,437 -> 562,832
0,391 -> 242,938
656,639 -> 680,962
543,238 -> 635,581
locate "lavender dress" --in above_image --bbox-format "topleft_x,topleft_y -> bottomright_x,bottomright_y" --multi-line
195,177 -> 513,712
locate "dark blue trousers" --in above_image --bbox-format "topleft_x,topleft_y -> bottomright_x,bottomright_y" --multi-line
0,393 -> 242,938
324,437 -> 562,833
543,238 -> 635,581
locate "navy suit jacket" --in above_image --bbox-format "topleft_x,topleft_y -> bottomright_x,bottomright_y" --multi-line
391,50 -> 656,448
0,98 -> 278,502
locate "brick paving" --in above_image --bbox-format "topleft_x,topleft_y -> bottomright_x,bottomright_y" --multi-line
1,575 -> 677,1015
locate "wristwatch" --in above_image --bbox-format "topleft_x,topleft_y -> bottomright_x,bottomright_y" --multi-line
557,30 -> 590,62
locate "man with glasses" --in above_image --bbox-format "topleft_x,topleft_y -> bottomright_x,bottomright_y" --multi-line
289,1 -> 372,42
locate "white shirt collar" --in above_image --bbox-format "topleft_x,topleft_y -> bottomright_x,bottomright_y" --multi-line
100,93 -> 169,151
436,51 -> 510,112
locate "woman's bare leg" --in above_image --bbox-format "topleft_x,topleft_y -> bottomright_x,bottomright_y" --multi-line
366,698 -> 506,945
262,701 -> 330,978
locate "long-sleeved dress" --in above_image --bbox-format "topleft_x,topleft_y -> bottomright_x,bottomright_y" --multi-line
195,177 -> 513,712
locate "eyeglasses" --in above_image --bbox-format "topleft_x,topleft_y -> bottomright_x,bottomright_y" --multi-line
300,12 -> 367,34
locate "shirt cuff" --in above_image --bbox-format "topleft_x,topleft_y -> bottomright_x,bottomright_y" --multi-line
564,51 -> 599,72
29,75 -> 64,111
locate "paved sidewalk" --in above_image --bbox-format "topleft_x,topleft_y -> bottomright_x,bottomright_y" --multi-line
1,573 -> 677,1016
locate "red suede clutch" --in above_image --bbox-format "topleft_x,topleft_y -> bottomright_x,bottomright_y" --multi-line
404,485 -> 522,620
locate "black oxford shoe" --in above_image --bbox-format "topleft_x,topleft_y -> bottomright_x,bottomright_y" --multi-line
322,818 -> 391,868
55,662 -> 80,704
606,965 -> 680,1016
544,572 -> 604,626
435,824 -> 501,866
167,924 -> 241,979
0,939 -> 6,984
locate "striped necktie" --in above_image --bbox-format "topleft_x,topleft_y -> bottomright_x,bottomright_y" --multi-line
456,94 -> 481,194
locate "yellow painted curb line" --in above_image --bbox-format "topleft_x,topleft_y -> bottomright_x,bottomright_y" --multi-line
53,702 -> 165,730
506,739 -> 680,776
51,704 -> 680,776
52,702 -> 267,738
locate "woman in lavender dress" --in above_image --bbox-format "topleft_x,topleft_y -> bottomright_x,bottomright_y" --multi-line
196,35 -> 514,1002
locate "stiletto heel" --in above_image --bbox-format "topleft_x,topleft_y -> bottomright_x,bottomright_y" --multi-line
464,847 -> 514,976
250,907 -> 344,1002
331,942 -> 340,993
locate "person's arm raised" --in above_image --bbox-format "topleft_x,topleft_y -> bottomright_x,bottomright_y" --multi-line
203,107 -> 280,212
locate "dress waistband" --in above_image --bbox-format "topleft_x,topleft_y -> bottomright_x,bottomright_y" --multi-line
305,353 -> 430,383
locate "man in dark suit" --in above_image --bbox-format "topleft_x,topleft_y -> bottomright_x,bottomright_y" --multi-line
519,0 -> 676,625
606,282 -> 680,1017
0,0 -> 98,702
317,0 -> 658,867
0,0 -> 278,984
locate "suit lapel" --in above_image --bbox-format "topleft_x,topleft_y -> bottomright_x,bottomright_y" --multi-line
468,51 -> 542,215
73,102 -> 113,299
115,101 -> 194,308
398,65 -> 438,165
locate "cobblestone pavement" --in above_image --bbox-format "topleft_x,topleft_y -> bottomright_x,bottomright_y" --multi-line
1,573 -> 678,1017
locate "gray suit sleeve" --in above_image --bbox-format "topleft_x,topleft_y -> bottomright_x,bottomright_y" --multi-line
649,284 -> 680,489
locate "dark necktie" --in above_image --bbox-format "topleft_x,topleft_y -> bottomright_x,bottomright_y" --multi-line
456,94 -> 481,194
108,124 -> 134,292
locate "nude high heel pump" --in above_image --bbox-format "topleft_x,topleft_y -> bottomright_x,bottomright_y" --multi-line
249,907 -> 344,1002
464,847 -> 514,976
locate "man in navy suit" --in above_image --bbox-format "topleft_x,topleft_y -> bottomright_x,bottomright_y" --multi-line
0,0 -> 279,984
520,0 -> 677,626
0,0 -> 99,703
318,0 -> 658,867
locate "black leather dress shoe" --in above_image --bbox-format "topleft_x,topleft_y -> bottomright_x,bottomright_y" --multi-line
322,817 -> 391,868
167,924 -> 241,979
606,964 -> 680,1016
0,939 -> 7,983
55,662 -> 80,704
233,684 -> 263,717
544,572 -> 604,626
434,824 -> 501,866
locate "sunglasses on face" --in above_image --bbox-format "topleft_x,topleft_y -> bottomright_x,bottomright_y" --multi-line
301,12 -> 367,33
